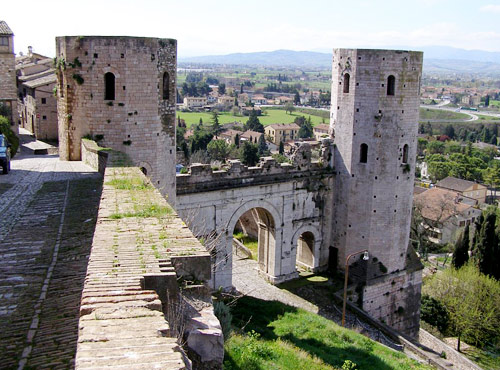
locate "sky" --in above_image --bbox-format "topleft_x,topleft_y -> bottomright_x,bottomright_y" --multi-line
3,0 -> 500,58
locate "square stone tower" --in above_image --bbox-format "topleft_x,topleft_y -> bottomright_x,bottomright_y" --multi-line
330,49 -> 423,336
0,21 -> 18,133
56,36 -> 177,204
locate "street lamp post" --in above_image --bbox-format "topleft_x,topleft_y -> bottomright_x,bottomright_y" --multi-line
342,249 -> 369,327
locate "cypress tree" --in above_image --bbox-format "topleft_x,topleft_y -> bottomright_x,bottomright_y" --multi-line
452,224 -> 469,269
474,213 -> 497,277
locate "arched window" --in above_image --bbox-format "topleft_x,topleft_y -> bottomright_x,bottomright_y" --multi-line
402,144 -> 409,164
104,72 -> 115,100
387,75 -> 395,96
360,143 -> 368,163
343,73 -> 350,93
162,72 -> 170,100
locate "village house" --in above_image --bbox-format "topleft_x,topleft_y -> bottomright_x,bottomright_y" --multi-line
414,187 -> 481,245
251,94 -> 267,105
240,106 -> 261,116
183,96 -> 207,109
265,123 -> 300,144
313,123 -> 330,141
16,48 -> 58,141
0,21 -> 18,132
435,176 -> 487,204
217,95 -> 234,106
240,130 -> 263,144
274,95 -> 294,105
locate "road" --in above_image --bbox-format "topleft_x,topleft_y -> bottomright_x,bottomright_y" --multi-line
0,135 -> 102,369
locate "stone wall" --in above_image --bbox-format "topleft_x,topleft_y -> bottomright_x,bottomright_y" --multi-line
76,147 -> 223,369
81,138 -> 108,175
0,26 -> 18,134
418,329 -> 482,370
56,36 -> 177,204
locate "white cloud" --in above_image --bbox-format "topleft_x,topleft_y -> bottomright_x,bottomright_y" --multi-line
480,4 -> 500,12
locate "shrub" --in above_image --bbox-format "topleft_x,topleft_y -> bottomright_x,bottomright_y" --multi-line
0,115 -> 19,158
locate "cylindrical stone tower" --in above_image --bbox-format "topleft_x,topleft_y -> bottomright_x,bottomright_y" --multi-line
330,49 -> 423,336
56,36 -> 177,204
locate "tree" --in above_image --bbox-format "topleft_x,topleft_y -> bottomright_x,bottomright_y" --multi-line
294,91 -> 300,105
284,101 -> 295,115
245,109 -> 264,133
444,125 -> 455,139
298,116 -> 313,138
473,212 -> 500,279
218,83 -> 226,95
279,140 -> 284,155
211,110 -> 220,134
423,264 -> 500,350
427,140 -> 445,154
452,224 -> 469,269
234,133 -> 240,148
239,141 -> 259,166
207,139 -> 230,162
257,134 -> 269,156
420,294 -> 449,333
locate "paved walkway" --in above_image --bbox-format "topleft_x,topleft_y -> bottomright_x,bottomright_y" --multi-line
0,138 -> 102,369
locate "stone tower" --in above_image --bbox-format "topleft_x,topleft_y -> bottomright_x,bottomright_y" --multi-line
0,21 -> 18,134
56,36 -> 177,203
330,49 -> 423,336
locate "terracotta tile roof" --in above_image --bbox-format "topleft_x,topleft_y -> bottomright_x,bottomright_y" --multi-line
435,176 -> 486,192
314,124 -> 330,132
267,123 -> 300,130
414,187 -> 472,222
0,21 -> 13,35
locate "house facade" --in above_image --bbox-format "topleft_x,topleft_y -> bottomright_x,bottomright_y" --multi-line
265,123 -> 299,144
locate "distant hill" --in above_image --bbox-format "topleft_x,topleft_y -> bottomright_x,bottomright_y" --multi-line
179,48 -> 500,75
179,50 -> 331,68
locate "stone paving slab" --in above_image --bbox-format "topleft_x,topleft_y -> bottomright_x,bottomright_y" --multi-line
0,177 -> 102,369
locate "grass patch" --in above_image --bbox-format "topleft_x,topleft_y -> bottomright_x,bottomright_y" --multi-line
278,273 -> 330,290
106,176 -> 152,190
110,202 -> 173,220
419,108 -> 469,121
178,108 -> 324,128
234,232 -> 258,260
462,345 -> 500,370
225,296 -> 431,369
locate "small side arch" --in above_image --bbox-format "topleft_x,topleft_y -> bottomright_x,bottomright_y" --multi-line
291,225 -> 322,270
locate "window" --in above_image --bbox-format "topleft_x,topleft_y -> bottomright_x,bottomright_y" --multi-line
387,75 -> 395,96
402,144 -> 409,164
42,115 -> 47,120
162,72 -> 170,100
104,72 -> 115,100
360,143 -> 368,163
0,36 -> 8,46
41,98 -> 46,104
343,73 -> 350,93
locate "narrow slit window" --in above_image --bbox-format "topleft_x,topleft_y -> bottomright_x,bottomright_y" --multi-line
387,75 -> 395,96
343,73 -> 350,93
360,143 -> 368,163
163,72 -> 170,100
104,72 -> 115,100
402,144 -> 409,164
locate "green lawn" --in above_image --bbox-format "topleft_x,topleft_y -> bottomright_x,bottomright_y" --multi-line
234,232 -> 258,260
177,108 -> 325,128
224,296 -> 431,370
419,108 -> 470,121
489,100 -> 500,107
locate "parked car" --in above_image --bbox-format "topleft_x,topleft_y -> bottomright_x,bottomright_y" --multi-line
0,134 -> 11,174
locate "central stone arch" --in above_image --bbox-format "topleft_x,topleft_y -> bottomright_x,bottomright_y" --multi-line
212,200 -> 283,289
